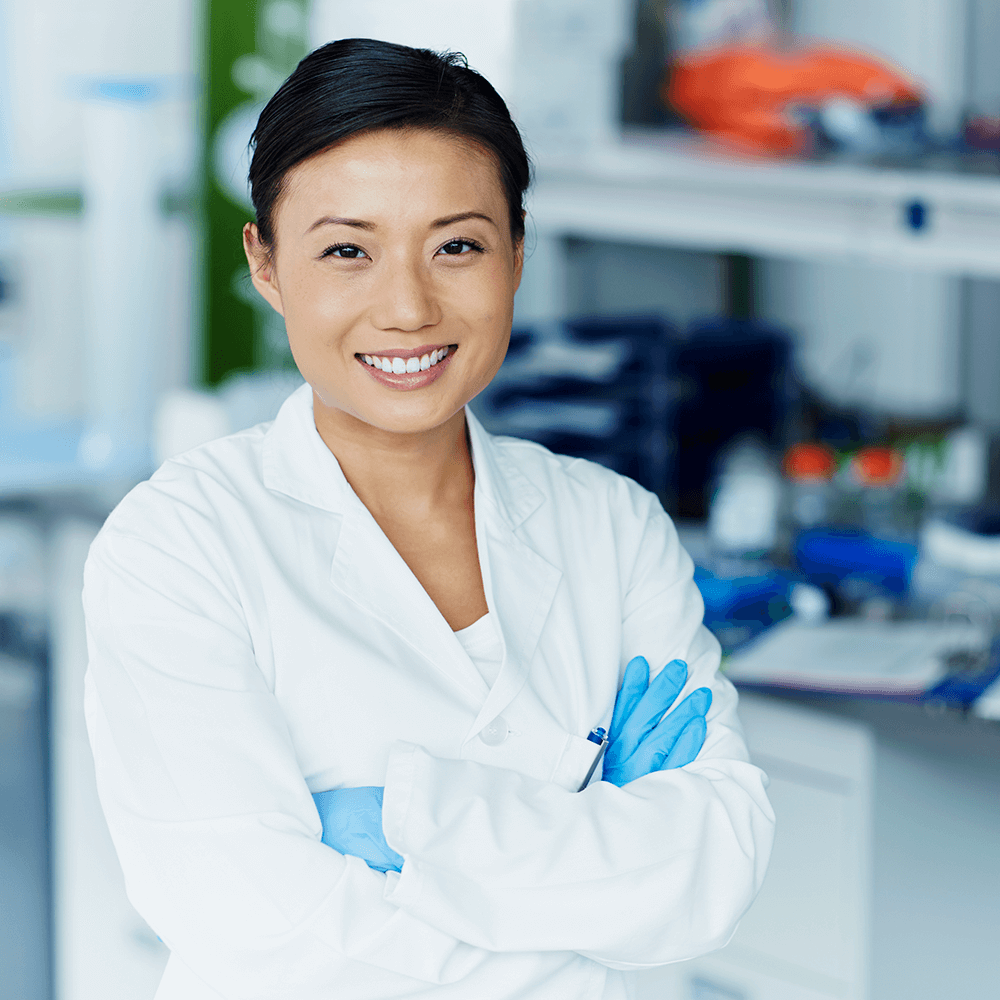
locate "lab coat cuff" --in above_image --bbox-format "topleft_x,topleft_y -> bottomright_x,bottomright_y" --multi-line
383,740 -> 419,855
382,741 -> 425,909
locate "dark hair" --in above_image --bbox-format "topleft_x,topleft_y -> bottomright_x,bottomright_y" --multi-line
248,38 -> 531,248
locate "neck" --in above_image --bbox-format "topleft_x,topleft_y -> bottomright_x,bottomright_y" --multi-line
312,394 -> 474,519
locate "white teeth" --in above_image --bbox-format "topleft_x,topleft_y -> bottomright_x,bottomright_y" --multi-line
365,348 -> 451,374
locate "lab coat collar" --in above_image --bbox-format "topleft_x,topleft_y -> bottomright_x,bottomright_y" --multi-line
261,383 -> 545,530
261,386 -> 561,732
261,384 -> 363,515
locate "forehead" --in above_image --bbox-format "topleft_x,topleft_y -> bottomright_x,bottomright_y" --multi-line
275,128 -> 508,232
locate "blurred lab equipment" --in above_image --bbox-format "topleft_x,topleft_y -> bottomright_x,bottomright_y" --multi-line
847,445 -> 910,540
477,312 -> 792,530
695,561 -> 792,652
668,43 -> 925,157
0,511 -> 49,1000
782,441 -> 837,551
474,315 -> 675,498
79,80 -> 170,482
794,527 -> 918,609
659,0 -> 926,158
0,80 -> 183,503
674,318 -> 791,518
708,435 -> 782,555
723,617 -> 990,696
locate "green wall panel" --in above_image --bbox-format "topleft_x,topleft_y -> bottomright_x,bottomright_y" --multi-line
202,0 -> 308,385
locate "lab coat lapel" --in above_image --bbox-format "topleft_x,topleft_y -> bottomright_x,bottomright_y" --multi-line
466,411 -> 562,738
329,508 -> 490,707
264,386 -> 488,705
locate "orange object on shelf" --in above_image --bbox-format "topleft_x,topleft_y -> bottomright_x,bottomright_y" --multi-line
666,43 -> 923,156
851,446 -> 905,487
784,442 -> 836,482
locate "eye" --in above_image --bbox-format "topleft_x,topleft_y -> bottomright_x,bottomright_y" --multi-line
437,238 -> 485,256
320,243 -> 368,260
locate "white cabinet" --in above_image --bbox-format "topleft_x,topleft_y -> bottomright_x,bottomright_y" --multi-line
633,691 -> 1000,1000
636,693 -> 874,1000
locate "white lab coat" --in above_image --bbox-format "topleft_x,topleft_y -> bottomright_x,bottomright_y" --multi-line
83,383 -> 774,1000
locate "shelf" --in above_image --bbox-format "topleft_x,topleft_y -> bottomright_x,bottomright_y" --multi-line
530,134 -> 1000,276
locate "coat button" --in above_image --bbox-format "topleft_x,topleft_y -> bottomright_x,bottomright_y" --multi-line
479,716 -> 509,746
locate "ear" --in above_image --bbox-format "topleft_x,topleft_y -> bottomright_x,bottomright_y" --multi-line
243,223 -> 285,316
512,215 -> 526,293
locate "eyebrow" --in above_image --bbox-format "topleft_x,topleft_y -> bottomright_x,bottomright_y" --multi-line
305,210 -> 498,235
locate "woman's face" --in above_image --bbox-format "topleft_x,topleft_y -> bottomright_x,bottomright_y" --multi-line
244,128 -> 523,438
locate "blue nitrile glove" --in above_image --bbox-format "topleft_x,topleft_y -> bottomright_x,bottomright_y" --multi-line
312,785 -> 404,874
602,656 -> 712,786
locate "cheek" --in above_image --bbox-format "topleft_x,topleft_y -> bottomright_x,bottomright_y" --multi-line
281,273 -> 356,347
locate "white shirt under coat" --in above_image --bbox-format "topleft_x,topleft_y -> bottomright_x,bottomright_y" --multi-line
83,384 -> 775,1000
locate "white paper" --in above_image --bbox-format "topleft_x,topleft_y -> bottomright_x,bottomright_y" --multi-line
724,619 -> 988,695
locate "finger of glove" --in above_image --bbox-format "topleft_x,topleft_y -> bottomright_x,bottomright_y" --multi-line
662,715 -> 708,770
606,659 -> 688,769
608,656 -> 649,747
613,686 -> 711,782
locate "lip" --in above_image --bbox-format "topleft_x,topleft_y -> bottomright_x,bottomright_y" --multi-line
356,344 -> 457,390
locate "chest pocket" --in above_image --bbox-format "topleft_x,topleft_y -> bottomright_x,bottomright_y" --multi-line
550,732 -> 605,791
461,678 -> 605,792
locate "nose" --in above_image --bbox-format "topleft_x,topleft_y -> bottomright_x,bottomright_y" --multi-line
370,258 -> 442,333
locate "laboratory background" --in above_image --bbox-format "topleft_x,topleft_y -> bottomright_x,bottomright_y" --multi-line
1,0 -> 999,998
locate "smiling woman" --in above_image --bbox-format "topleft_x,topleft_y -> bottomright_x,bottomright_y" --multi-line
244,129 -> 521,450
81,37 -> 774,1000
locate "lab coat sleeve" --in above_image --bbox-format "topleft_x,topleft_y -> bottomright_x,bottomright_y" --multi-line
83,524 -> 495,998
380,489 -> 775,969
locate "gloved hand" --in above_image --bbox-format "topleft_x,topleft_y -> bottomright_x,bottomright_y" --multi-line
602,657 -> 711,786
312,785 -> 404,873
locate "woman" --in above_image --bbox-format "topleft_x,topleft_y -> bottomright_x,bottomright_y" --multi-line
84,38 -> 774,1000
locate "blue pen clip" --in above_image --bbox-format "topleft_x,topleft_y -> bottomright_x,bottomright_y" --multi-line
578,727 -> 609,792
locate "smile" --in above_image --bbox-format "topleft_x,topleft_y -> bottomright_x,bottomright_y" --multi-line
355,344 -> 457,390
360,346 -> 452,374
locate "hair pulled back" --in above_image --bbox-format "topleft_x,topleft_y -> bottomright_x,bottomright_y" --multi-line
248,38 -> 531,248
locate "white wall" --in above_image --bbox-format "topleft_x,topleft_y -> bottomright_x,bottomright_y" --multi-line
309,1 -> 520,105
760,257 -> 962,417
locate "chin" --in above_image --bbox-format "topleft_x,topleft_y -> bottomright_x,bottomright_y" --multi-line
314,388 -> 466,437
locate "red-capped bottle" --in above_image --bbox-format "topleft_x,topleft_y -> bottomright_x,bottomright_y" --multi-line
784,442 -> 837,529
851,445 -> 908,538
